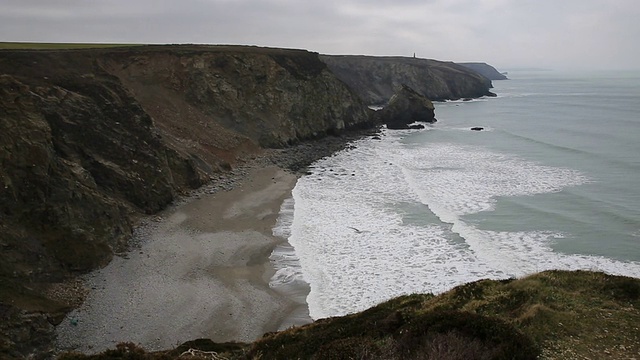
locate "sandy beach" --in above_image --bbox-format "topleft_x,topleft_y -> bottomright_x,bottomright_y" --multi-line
56,165 -> 311,353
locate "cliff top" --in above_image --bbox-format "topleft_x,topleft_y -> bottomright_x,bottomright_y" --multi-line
321,53 -> 473,71
320,54 -> 495,103
0,42 -> 318,56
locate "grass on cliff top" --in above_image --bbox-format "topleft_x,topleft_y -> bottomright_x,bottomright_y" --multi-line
0,42 -> 139,50
0,42 -> 321,60
57,270 -> 640,360
0,42 -> 312,54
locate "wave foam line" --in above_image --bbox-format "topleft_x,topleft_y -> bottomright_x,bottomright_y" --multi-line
394,141 -> 640,279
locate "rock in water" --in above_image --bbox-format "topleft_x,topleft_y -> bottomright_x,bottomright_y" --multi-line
471,127 -> 484,131
377,85 -> 436,129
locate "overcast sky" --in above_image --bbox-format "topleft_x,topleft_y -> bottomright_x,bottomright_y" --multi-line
2,0 -> 639,70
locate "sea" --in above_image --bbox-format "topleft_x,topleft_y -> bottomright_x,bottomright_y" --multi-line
269,70 -> 640,321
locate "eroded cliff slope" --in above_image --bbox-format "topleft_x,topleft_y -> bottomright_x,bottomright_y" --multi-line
458,62 -> 508,80
320,54 -> 496,104
0,45 -> 373,358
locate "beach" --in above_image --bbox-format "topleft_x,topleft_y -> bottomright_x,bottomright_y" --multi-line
56,165 -> 311,353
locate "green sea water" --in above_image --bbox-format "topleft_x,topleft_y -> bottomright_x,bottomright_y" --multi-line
430,70 -> 640,262
277,69 -> 640,319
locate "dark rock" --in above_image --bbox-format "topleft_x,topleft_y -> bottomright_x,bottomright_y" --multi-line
320,55 -> 496,103
458,62 -> 508,80
377,85 -> 436,130
0,46 -> 504,360
408,124 -> 426,130
471,127 -> 484,131
0,45 -> 379,359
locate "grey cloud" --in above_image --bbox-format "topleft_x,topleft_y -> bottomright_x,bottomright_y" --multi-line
1,0 -> 639,69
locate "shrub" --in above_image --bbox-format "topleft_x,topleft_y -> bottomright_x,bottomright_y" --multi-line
395,310 -> 539,360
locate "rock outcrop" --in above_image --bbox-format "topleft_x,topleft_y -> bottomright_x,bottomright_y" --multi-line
0,45 -> 505,358
320,55 -> 496,104
377,85 -> 436,129
458,62 -> 508,80
0,45 -> 374,359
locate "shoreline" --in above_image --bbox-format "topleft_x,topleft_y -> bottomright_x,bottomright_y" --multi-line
56,165 -> 310,353
55,129 -> 379,354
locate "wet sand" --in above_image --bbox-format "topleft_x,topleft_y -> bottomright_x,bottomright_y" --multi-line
56,166 -> 311,353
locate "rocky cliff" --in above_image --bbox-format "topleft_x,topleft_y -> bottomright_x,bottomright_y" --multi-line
320,55 -> 496,104
0,45 -> 373,358
458,62 -> 508,80
377,85 -> 436,129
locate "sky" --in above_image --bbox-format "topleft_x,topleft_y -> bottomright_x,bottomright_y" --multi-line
1,0 -> 639,70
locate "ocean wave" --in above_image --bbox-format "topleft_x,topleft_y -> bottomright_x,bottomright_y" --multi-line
274,130 -> 640,320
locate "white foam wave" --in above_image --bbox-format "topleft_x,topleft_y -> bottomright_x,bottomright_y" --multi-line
435,126 -> 495,132
394,142 -> 588,217
392,140 -> 640,277
272,198 -> 295,239
269,198 -> 306,290
289,183 -> 496,317
281,132 -> 640,320
441,98 -> 491,103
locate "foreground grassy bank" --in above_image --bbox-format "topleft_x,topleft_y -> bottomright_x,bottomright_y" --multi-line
58,270 -> 640,359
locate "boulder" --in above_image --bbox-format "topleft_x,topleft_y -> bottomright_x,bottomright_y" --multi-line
471,127 -> 484,131
377,85 -> 436,129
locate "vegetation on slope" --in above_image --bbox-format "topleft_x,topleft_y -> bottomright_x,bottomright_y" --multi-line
58,270 -> 640,359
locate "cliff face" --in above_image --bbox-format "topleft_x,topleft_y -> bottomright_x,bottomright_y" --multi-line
377,85 -> 436,129
102,47 -> 373,149
458,62 -> 508,80
0,45 -> 373,358
320,55 -> 496,104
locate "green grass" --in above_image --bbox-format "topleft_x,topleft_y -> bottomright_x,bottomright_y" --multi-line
249,270 -> 640,359
55,270 -> 640,359
0,42 -> 317,56
0,42 -> 140,50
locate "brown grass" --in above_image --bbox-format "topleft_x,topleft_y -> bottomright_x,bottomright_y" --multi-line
56,270 -> 640,359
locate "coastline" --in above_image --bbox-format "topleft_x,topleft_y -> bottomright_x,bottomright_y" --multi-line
55,129 -> 378,354
56,165 -> 310,353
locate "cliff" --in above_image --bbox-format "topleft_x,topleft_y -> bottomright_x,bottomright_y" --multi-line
458,62 -> 508,80
319,55 -> 496,104
377,84 -> 436,129
0,45 -> 374,358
